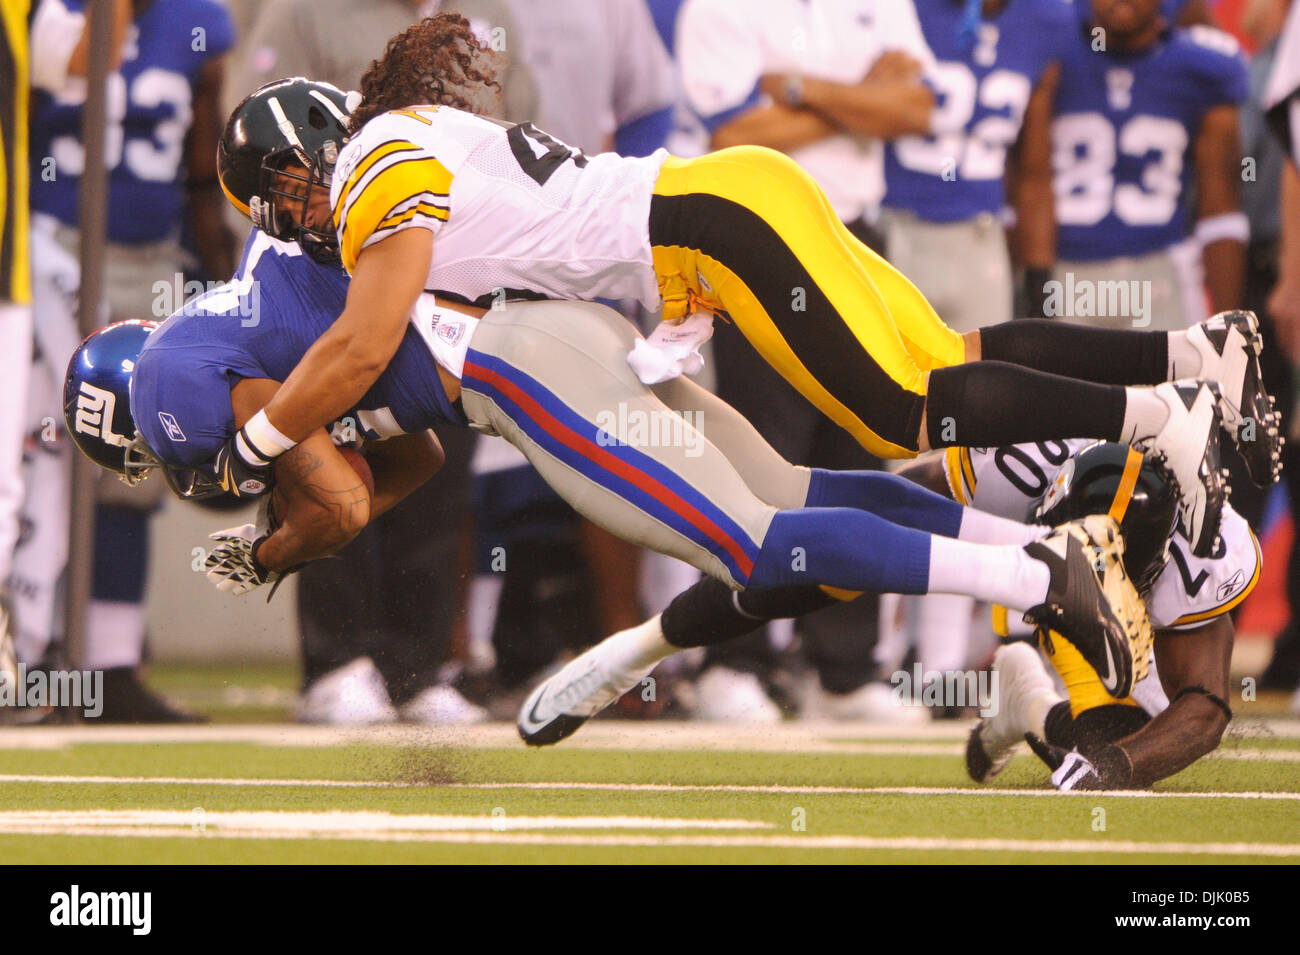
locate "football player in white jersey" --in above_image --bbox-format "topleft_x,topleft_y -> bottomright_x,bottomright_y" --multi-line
521,438 -> 1250,790
951,439 -> 1254,790
213,16 -> 1283,566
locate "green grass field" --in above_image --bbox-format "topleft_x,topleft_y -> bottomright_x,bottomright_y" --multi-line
2,668 -> 1297,863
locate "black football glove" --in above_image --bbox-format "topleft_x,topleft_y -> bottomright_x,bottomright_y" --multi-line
1025,733 -> 1133,791
212,428 -> 276,498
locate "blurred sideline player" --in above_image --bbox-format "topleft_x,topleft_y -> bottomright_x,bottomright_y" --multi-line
0,0 -> 40,699
954,439 -> 1253,790
877,0 -> 1075,719
226,0 -> 535,726
3,0 -> 129,707
21,0 -> 233,720
1263,0 -> 1300,708
1027,0 -> 1250,330
672,0 -> 950,722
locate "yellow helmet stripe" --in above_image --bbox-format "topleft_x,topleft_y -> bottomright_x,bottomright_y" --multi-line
1108,447 -> 1145,524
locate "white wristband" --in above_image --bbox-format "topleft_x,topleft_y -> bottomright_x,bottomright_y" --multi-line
1194,211 -> 1249,246
240,409 -> 297,464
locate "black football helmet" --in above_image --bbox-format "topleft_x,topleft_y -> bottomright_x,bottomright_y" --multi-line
1031,441 -> 1180,595
218,77 -> 352,264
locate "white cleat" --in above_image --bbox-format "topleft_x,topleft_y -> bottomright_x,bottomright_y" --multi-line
518,647 -> 656,746
691,667 -> 783,723
1133,380 -> 1227,557
802,679 -> 930,725
399,685 -> 489,725
1188,310 -> 1284,487
965,642 -> 1062,783
295,658 -> 398,726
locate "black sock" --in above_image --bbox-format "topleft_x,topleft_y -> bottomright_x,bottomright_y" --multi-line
660,577 -> 837,649
980,320 -> 1168,385
927,361 -> 1125,448
1074,703 -> 1151,752
1043,700 -> 1076,750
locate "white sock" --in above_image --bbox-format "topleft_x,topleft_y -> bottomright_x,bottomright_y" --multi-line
1022,688 -> 1061,740
600,613 -> 674,671
1166,329 -> 1203,380
958,508 -> 1049,547
1119,386 -> 1170,444
927,538 -> 1051,611
83,600 -> 146,670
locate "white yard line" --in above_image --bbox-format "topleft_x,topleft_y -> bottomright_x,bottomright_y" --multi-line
2,773 -> 1298,800
0,809 -> 768,832
0,809 -> 1292,856
0,720 -> 1296,751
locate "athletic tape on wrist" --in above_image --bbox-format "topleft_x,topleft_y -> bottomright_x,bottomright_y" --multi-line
1194,212 -> 1249,246
240,409 -> 297,464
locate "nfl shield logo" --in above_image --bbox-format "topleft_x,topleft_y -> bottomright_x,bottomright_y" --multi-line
436,320 -> 465,346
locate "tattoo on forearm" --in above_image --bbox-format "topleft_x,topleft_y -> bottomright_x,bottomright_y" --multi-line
277,445 -> 324,483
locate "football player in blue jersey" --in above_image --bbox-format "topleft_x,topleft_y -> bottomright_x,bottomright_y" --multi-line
1028,0 -> 1250,331
65,222 -> 1165,707
23,0 -> 234,721
883,0 -> 1075,333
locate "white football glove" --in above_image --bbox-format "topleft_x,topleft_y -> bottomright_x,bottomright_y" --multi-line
204,498 -> 280,596
204,523 -> 276,596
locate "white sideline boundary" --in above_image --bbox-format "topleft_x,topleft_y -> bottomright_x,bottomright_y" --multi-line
0,809 -> 1294,856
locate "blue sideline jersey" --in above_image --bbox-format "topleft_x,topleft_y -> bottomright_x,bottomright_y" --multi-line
1052,23 -> 1247,260
28,0 -> 234,243
884,0 -> 1074,222
131,231 -> 463,470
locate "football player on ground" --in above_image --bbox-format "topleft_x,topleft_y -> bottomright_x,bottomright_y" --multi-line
215,16 -> 1279,564
64,226 -> 1154,701
955,439 -> 1252,790
518,435 -> 1251,788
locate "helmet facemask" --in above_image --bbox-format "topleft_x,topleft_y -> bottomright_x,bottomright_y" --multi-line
255,141 -> 341,266
123,432 -> 230,501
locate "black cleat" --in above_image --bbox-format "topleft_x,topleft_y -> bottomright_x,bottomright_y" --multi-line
96,668 -> 206,724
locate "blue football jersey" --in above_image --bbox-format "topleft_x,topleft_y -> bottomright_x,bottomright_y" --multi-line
884,0 -> 1074,222
29,0 -> 235,243
131,230 -> 463,470
1052,24 -> 1248,260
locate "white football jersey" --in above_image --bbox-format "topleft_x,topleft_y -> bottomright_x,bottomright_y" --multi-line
330,106 -> 668,309
945,440 -> 1260,632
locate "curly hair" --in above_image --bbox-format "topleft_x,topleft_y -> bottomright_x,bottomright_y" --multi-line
348,13 -> 501,132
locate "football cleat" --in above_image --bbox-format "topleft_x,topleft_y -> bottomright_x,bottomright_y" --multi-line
1022,515 -> 1152,700
965,642 -> 1061,783
1132,380 -> 1226,558
1188,310 -> 1284,487
518,646 -> 657,747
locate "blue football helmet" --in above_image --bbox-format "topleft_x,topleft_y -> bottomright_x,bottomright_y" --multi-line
63,321 -> 227,500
